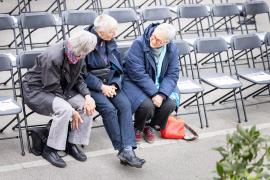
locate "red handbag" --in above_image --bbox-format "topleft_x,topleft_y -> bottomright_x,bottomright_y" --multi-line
158,115 -> 198,141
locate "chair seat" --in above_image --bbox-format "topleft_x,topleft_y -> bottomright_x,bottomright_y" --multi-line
183,37 -> 200,46
168,6 -> 177,13
0,96 -> 22,116
201,73 -> 242,89
178,77 -> 204,94
249,31 -> 267,42
238,68 -> 270,84
1,52 -> 17,67
219,34 -> 237,44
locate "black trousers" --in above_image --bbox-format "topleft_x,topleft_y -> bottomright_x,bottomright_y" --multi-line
134,97 -> 176,131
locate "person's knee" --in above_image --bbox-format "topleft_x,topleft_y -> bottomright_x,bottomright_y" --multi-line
99,103 -> 116,117
140,98 -> 155,117
54,102 -> 73,118
165,99 -> 176,113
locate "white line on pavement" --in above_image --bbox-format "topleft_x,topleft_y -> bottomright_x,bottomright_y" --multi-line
1,122 -> 270,173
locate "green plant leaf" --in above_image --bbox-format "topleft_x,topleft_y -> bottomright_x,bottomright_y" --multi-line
245,171 -> 252,179
212,146 -> 226,152
263,164 -> 270,170
250,148 -> 255,155
249,126 -> 256,137
267,152 -> 270,162
226,155 -> 237,161
242,145 -> 249,152
257,172 -> 270,179
227,134 -> 230,142
253,156 -> 264,166
243,152 -> 250,157
221,161 -> 233,171
216,162 -> 224,176
237,126 -> 247,138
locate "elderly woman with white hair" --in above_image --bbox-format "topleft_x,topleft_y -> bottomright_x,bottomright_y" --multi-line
84,14 -> 145,168
122,23 -> 181,144
22,30 -> 97,168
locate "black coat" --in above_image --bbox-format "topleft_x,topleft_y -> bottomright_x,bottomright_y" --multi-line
22,40 -> 90,116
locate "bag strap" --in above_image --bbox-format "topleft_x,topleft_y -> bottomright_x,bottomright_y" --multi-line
28,128 -> 47,144
182,123 -> 199,141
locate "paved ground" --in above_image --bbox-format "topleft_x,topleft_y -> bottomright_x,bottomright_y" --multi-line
0,0 -> 270,179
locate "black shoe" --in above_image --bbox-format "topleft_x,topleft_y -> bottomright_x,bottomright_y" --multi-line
120,159 -> 146,166
42,146 -> 66,168
117,149 -> 146,168
67,143 -> 87,162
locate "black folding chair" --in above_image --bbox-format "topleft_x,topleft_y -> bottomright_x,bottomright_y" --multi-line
18,12 -> 61,50
219,34 -> 270,117
192,37 -> 245,124
62,10 -> 98,40
103,7 -> 141,41
0,14 -> 21,87
173,40 -> 207,128
0,53 -> 25,156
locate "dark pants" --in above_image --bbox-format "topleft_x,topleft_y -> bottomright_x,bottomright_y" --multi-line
134,97 -> 176,131
90,89 -> 136,150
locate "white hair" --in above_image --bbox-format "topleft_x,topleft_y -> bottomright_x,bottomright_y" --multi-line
156,23 -> 175,42
68,30 -> 97,57
94,14 -> 118,33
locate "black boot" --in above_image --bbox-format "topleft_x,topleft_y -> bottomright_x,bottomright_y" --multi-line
117,149 -> 146,168
42,145 -> 66,168
67,142 -> 87,162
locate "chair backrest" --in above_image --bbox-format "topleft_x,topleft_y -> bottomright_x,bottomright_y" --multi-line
194,37 -> 228,54
242,1 -> 269,15
140,6 -> 172,21
264,32 -> 270,47
177,4 -> 208,18
103,8 -> 137,23
210,3 -> 240,17
0,14 -> 15,30
173,40 -> 190,56
18,12 -> 57,29
16,50 -> 44,69
230,34 -> 261,51
62,10 -> 98,26
0,54 -> 13,71
118,43 -> 132,58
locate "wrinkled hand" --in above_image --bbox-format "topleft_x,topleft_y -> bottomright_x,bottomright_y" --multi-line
72,109 -> 83,130
152,95 -> 164,108
101,84 -> 117,98
84,95 -> 96,116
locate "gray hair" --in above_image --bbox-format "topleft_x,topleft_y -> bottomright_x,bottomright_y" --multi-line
156,23 -> 175,42
94,14 -> 118,33
68,30 -> 97,57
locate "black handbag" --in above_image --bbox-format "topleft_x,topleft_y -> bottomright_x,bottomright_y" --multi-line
89,66 -> 111,84
27,120 -> 52,156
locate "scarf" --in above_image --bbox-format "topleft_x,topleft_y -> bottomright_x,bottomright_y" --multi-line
66,43 -> 81,64
155,45 -> 179,107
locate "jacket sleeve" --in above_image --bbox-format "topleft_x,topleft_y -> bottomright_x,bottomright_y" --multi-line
158,46 -> 180,97
125,40 -> 158,97
40,53 -> 65,99
73,61 -> 91,97
84,56 -> 103,92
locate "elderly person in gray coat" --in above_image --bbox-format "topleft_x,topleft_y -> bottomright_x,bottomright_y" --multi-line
22,31 -> 96,168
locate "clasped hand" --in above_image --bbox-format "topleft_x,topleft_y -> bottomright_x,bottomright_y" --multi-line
152,95 -> 164,108
101,84 -> 117,98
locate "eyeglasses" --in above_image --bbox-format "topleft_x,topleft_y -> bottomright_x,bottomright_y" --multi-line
151,34 -> 164,45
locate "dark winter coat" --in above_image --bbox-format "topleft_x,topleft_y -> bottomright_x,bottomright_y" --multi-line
84,25 -> 124,91
122,23 -> 181,114
22,40 -> 90,116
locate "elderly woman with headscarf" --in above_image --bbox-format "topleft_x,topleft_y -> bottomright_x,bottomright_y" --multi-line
22,30 -> 97,168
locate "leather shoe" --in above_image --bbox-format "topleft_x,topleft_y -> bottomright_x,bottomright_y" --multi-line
42,146 -> 66,168
67,143 -> 87,162
117,149 -> 146,168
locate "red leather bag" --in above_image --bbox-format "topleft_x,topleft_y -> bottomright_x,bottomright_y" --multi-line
159,115 -> 198,141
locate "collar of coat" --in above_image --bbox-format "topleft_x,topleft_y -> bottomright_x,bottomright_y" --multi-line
85,24 -> 117,52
